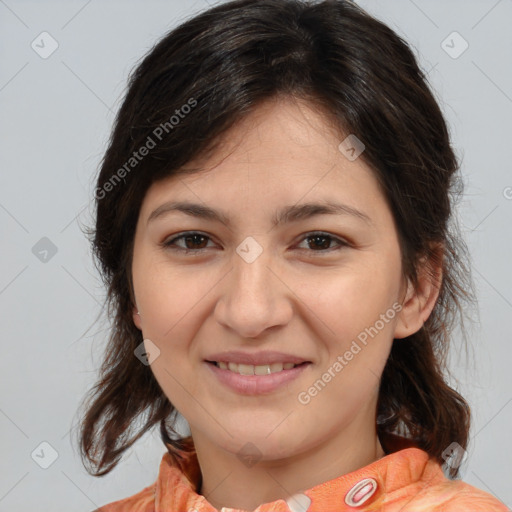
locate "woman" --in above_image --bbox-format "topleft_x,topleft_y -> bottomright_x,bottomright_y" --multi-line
77,0 -> 508,510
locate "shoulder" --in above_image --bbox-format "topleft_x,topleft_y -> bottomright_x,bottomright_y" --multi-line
399,460 -> 508,512
91,482 -> 156,512
410,480 -> 508,512
89,448 -> 199,512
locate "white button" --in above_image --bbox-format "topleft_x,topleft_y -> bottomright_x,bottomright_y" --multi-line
285,492 -> 311,512
344,478 -> 378,507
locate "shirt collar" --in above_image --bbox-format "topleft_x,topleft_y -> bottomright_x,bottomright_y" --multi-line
154,435 -> 437,512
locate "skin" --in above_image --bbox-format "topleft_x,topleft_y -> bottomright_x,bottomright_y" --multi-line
131,96 -> 441,511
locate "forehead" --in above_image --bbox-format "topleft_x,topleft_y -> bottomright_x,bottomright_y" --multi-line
185,96 -> 345,170
139,97 -> 388,225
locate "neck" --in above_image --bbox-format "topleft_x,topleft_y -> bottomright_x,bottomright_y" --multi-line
194,421 -> 385,511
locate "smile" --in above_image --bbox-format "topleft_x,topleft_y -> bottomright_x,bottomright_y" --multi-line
211,361 -> 301,375
205,360 -> 311,395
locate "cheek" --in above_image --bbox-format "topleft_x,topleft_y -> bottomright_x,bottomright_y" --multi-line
131,257 -> 220,401
299,257 -> 401,399
133,265 -> 206,405
306,266 -> 400,339
133,251 -> 216,338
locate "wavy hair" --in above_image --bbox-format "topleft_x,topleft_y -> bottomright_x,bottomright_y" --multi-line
76,0 -> 474,479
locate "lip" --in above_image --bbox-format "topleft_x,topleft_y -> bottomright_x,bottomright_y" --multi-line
205,350 -> 310,366
205,360 -> 311,395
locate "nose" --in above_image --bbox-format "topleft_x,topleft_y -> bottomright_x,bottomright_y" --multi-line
213,247 -> 293,339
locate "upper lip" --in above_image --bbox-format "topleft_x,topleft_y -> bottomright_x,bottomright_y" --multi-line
205,350 -> 310,366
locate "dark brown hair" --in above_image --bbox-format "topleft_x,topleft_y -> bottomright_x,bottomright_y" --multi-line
76,0 -> 474,479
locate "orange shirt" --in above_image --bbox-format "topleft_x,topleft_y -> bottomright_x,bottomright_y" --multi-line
95,445 -> 508,511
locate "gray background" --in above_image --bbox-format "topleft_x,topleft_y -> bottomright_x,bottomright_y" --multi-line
1,0 -> 511,510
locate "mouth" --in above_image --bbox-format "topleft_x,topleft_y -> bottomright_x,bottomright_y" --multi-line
204,358 -> 311,395
206,361 -> 309,375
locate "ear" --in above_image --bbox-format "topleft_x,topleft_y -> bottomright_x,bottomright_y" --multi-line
132,305 -> 142,330
394,246 -> 443,339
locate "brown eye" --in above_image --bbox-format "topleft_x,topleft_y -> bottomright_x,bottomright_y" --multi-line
297,232 -> 349,254
161,231 -> 349,256
163,232 -> 214,252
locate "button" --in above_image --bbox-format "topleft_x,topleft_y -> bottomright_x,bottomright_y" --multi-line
344,478 -> 378,507
285,492 -> 311,512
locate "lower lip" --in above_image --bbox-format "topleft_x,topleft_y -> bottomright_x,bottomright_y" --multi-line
205,362 -> 311,395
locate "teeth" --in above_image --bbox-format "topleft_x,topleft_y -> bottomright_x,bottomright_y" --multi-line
238,364 -> 254,375
215,362 -> 298,375
254,364 -> 271,375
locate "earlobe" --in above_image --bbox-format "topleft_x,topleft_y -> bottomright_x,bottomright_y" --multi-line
132,306 -> 142,330
393,251 -> 443,339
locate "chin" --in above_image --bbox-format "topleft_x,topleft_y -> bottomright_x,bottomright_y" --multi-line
214,424 -> 310,461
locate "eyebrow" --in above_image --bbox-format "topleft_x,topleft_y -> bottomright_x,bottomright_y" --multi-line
147,200 -> 373,227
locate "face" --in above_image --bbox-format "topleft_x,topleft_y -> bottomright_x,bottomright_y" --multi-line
131,96 -> 408,461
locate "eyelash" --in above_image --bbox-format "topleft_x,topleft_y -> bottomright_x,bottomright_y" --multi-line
161,231 -> 350,256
